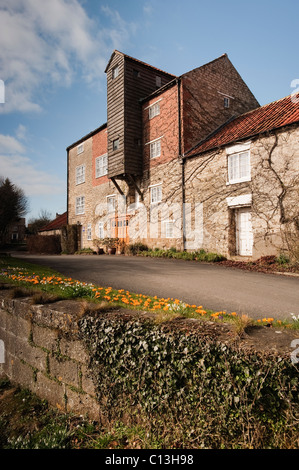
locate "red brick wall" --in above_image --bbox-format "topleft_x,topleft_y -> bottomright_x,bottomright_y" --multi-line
181,55 -> 259,153
92,127 -> 108,187
142,84 -> 179,171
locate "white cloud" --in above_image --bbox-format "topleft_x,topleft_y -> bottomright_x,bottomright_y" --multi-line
0,152 -> 65,196
143,3 -> 154,16
0,0 -> 137,114
0,134 -> 25,154
100,5 -> 138,51
0,131 -> 64,197
15,124 -> 27,141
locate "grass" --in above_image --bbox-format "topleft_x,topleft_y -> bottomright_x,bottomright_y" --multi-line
0,377 -> 164,449
0,255 -> 298,330
1,257 -> 298,449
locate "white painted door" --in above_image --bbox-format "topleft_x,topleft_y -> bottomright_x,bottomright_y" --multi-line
236,208 -> 253,256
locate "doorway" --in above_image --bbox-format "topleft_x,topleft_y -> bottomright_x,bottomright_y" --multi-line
235,208 -> 253,256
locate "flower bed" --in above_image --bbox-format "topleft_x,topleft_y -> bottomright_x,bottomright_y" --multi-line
1,257 -> 298,330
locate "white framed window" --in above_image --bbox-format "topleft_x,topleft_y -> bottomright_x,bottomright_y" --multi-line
149,138 -> 161,159
87,223 -> 92,240
76,164 -> 85,185
228,151 -> 251,184
113,138 -> 119,151
98,222 -> 104,239
75,196 -> 85,215
150,184 -> 162,204
107,195 -> 116,213
96,153 -> 108,178
77,143 -> 84,155
165,221 -> 174,238
149,101 -> 160,119
112,65 -> 119,79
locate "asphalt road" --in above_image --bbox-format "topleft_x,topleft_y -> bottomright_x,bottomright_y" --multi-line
13,253 -> 299,321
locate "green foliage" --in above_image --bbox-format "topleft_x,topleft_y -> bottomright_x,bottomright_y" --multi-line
80,315 -> 299,448
139,248 -> 226,262
0,177 -> 29,245
127,242 -> 149,255
60,224 -> 78,254
75,248 -> 95,255
276,253 -> 290,265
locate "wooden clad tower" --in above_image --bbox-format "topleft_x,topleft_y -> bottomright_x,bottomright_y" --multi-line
105,50 -> 176,183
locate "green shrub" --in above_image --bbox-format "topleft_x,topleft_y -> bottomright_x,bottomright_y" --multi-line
128,242 -> 149,255
276,253 -> 290,265
138,248 -> 226,262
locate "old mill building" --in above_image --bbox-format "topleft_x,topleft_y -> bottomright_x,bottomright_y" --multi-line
67,50 -> 299,259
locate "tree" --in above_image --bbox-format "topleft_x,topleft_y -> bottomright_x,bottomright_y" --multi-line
0,177 -> 29,245
27,209 -> 52,234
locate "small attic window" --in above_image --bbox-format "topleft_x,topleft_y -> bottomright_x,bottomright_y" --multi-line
133,69 -> 140,78
113,138 -> 119,151
224,96 -> 230,108
112,65 -> 119,79
77,143 -> 84,154
156,76 -> 162,88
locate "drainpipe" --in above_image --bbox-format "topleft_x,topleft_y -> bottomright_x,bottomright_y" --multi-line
66,148 -> 69,225
177,77 -> 186,251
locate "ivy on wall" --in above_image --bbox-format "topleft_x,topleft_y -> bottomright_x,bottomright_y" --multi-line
79,314 -> 299,448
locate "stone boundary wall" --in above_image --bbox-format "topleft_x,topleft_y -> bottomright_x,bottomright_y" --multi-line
0,290 -> 99,420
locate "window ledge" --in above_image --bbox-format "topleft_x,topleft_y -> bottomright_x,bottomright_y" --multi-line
226,177 -> 251,185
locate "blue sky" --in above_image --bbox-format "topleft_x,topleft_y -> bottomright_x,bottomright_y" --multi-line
0,0 -> 298,222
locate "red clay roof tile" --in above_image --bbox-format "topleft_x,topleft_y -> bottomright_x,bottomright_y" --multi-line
39,212 -> 67,232
186,94 -> 299,157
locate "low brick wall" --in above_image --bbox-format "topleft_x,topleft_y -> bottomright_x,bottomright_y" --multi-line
0,290 -> 99,419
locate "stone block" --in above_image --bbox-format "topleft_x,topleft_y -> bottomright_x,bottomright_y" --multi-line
59,337 -> 89,364
2,311 -> 31,341
49,355 -> 80,388
65,386 -> 100,420
31,323 -> 59,353
15,336 -> 48,372
9,355 -> 36,390
34,371 -> 66,410
80,364 -> 96,396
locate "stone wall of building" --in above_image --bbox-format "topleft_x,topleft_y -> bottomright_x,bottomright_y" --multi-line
184,125 -> 299,259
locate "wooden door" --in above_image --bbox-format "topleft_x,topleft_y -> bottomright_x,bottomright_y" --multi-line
109,215 -> 130,243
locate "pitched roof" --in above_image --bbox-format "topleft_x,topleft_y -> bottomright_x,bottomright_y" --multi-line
186,94 -> 299,157
39,212 -> 67,232
140,54 -> 231,104
105,50 -> 176,79
66,122 -> 107,151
